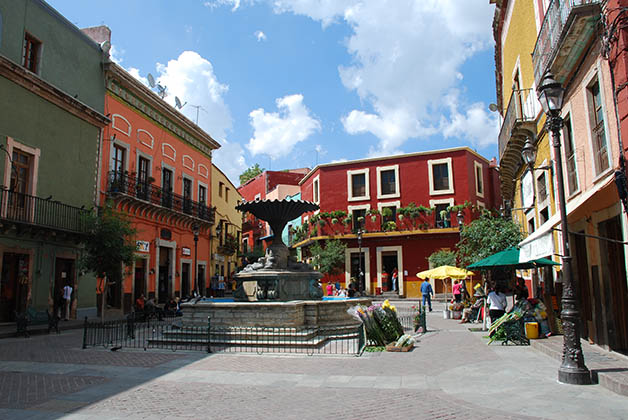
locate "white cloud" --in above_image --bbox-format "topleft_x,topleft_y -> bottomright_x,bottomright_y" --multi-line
247,94 -> 321,159
204,0 -> 241,11
271,0 -> 496,152
254,30 -> 267,41
109,44 -> 124,65
439,91 -> 499,149
127,67 -> 149,86
212,140 -> 249,184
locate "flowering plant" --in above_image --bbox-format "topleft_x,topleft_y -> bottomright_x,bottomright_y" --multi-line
347,299 -> 404,346
449,302 -> 464,312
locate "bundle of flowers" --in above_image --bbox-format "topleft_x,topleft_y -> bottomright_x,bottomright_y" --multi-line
347,299 -> 404,346
394,334 -> 415,348
449,302 -> 464,312
411,305 -> 425,333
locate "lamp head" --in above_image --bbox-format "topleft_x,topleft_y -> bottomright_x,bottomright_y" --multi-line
456,210 -> 464,228
522,137 -> 537,167
192,223 -> 200,237
537,71 -> 565,116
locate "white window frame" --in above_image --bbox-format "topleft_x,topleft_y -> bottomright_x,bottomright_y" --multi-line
348,204 -> 370,226
3,137 -> 41,196
474,161 -> 484,198
535,161 -> 550,212
377,200 -> 401,219
110,138 -> 131,174
345,247 -> 371,295
182,173 -> 194,201
197,181 -> 208,205
312,174 -> 320,204
347,168 -> 370,201
476,200 -> 485,209
376,164 -> 400,199
428,157 -> 454,195
561,108 -> 581,198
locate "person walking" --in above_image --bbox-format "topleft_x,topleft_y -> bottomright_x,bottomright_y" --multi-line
420,278 -> 433,311
452,279 -> 462,303
62,282 -> 73,320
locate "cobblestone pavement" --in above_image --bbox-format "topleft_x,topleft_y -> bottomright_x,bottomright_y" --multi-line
0,301 -> 626,420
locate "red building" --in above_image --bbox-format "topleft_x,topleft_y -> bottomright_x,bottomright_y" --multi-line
92,51 -> 220,314
238,169 -> 309,256
296,147 -> 500,298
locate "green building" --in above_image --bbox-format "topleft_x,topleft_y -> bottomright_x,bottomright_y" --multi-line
0,0 -> 108,321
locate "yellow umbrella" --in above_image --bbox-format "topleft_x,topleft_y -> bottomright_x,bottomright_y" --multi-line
416,265 -> 473,279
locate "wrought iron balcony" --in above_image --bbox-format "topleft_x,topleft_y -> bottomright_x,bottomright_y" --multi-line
0,187 -> 88,234
497,88 -> 539,201
532,0 -> 602,85
107,171 -> 215,223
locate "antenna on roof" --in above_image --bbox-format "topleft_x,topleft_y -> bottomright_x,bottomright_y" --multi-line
147,73 -> 167,99
175,96 -> 187,110
188,104 -> 206,124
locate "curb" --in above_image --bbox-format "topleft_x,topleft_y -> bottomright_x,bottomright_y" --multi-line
0,321 -> 85,339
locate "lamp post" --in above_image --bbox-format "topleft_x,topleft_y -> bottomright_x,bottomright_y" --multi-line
357,228 -> 364,295
456,210 -> 464,231
535,71 -> 590,385
192,223 -> 199,296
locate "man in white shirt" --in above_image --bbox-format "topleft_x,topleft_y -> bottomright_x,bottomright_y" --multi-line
63,283 -> 73,320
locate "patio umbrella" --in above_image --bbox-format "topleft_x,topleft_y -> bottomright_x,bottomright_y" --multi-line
416,265 -> 473,301
466,247 -> 561,270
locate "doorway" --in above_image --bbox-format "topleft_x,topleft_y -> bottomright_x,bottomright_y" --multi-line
134,258 -> 146,301
350,252 -> 365,291
197,264 -> 205,296
382,252 -> 397,292
158,246 -> 171,304
181,262 -> 190,298
55,258 -> 75,317
0,253 -> 29,321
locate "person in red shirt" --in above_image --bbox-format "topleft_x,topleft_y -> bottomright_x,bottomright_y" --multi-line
452,280 -> 462,303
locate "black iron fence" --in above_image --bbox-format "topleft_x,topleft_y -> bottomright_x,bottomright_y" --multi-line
83,315 -> 367,356
107,171 -> 215,223
0,187 -> 88,233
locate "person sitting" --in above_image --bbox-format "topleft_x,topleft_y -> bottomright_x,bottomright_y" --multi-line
338,288 -> 347,298
164,298 -> 177,316
174,297 -> 183,316
514,277 -> 529,302
145,296 -> 164,321
135,294 -> 145,312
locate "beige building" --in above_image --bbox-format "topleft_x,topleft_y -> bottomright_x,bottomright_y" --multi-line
210,164 -> 242,293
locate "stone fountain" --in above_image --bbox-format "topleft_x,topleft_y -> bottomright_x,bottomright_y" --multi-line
180,199 -> 371,330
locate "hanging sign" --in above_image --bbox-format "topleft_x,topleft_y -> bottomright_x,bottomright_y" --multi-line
136,241 -> 150,253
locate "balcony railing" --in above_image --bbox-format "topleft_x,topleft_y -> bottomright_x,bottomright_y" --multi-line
532,0 -> 602,84
107,171 -> 215,223
0,188 -> 88,233
498,88 -> 538,160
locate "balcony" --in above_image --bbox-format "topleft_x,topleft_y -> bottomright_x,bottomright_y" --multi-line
532,0 -> 602,85
0,188 -> 88,235
498,88 -> 539,200
107,171 -> 215,225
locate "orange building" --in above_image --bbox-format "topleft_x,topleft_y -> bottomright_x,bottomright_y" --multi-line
97,60 -> 220,314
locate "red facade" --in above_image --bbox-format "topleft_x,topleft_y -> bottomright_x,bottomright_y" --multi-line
298,147 -> 500,298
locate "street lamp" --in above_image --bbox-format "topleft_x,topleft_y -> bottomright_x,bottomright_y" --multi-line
357,228 -> 364,295
456,210 -> 464,231
535,71 -> 590,385
192,223 -> 199,296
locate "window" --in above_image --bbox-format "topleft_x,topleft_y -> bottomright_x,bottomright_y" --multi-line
225,187 -> 229,202
352,208 -> 366,230
161,168 -> 173,208
22,33 -> 41,73
312,175 -> 320,204
9,150 -> 32,215
527,216 -> 535,234
111,144 -> 126,180
587,79 -> 609,175
428,158 -> 453,195
540,207 -> 549,224
183,178 -> 192,213
474,162 -> 484,197
218,182 -> 224,198
352,174 -> 366,197
347,169 -> 369,201
137,156 -> 150,199
198,185 -> 206,205
563,116 -> 579,195
537,172 -> 547,204
434,204 -> 450,228
376,165 -> 399,199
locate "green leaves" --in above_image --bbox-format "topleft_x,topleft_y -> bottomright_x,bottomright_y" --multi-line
239,163 -> 264,185
428,249 -> 456,267
310,239 -> 347,276
456,213 -> 523,267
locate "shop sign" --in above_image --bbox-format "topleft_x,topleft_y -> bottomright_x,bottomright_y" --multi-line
519,232 -> 554,262
214,253 -> 225,262
136,241 -> 150,253
182,247 -> 191,256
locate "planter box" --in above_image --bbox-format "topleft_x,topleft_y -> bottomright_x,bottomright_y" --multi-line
386,343 -> 413,352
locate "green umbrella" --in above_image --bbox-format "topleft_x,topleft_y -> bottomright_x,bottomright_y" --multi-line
467,247 -> 560,270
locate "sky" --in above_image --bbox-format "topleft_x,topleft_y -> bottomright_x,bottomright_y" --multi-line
49,0 -> 499,186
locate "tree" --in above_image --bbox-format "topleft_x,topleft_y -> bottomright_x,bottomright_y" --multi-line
428,249 -> 456,267
310,239 -> 347,276
239,163 -> 264,185
456,213 -> 523,267
80,202 -> 137,320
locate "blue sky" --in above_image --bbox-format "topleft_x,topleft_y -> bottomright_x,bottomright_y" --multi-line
49,0 -> 499,185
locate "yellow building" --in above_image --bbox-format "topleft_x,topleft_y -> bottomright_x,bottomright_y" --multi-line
210,164 -> 243,294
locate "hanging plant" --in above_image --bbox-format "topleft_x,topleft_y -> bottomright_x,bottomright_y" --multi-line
343,216 -> 352,226
318,219 -> 326,227
331,217 -> 339,224
384,221 -> 397,231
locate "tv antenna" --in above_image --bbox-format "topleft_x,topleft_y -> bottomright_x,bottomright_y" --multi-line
147,73 -> 167,99
175,96 -> 187,110
188,104 -> 206,124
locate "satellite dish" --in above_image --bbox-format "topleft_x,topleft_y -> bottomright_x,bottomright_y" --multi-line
147,73 -> 156,88
100,41 -> 111,55
488,103 -> 499,112
175,96 -> 187,109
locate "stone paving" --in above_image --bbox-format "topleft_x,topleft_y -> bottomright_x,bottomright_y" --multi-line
0,301 -> 626,419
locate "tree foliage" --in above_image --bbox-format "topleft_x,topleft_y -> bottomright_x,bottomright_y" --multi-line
239,163 -> 264,185
428,249 -> 456,268
80,203 -> 137,280
310,239 -> 347,276
456,214 -> 523,267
